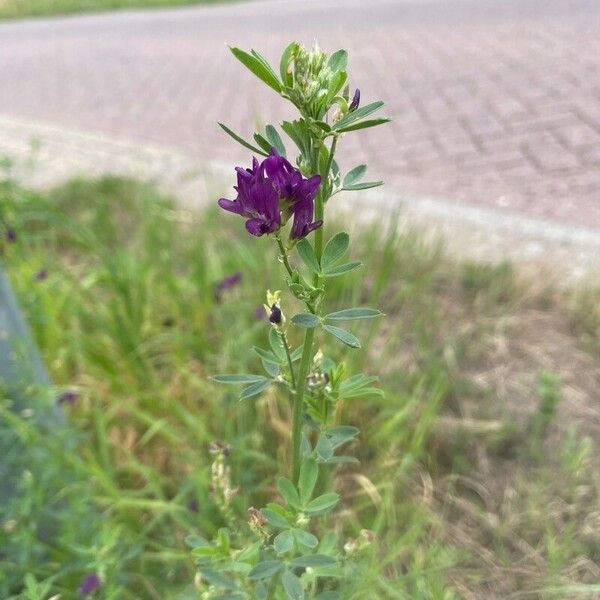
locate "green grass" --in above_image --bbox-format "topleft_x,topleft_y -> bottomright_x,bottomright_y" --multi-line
0,0 -> 228,20
1,175 -> 599,598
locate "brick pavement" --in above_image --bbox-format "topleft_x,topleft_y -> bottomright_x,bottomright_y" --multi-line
0,0 -> 599,231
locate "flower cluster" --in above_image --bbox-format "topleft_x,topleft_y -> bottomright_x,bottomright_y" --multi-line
218,149 -> 321,239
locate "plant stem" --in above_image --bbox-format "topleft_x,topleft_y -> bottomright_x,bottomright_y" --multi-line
279,330 -> 296,389
275,235 -> 315,314
275,235 -> 294,278
291,327 -> 315,484
314,136 -> 338,263
290,136 -> 337,484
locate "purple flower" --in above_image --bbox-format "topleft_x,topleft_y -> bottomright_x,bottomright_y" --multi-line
254,305 -> 267,320
79,573 -> 102,596
269,304 -> 282,325
34,269 -> 48,281
187,499 -> 199,513
289,178 -> 322,240
349,89 -> 361,112
218,149 -> 321,239
5,228 -> 16,243
58,390 -> 78,405
215,272 -> 242,301
218,158 -> 281,237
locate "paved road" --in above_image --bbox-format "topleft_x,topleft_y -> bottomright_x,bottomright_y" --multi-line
1,0 -> 600,230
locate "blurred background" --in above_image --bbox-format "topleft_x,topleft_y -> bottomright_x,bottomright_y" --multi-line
1,0 -> 599,598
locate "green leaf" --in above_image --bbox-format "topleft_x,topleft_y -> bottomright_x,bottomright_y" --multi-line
326,72 -> 347,101
323,325 -> 361,349
230,47 -> 282,93
261,508 -> 291,529
269,328 -> 286,361
192,545 -> 218,557
291,314 -> 321,329
306,493 -> 340,516
327,426 -> 359,448
253,132 -> 273,154
218,528 -> 231,553
343,165 -> 366,187
218,122 -> 268,156
237,541 -> 260,563
200,568 -> 237,589
322,261 -> 362,278
321,232 -> 349,271
290,555 -> 337,568
254,346 -> 284,364
261,359 -> 279,378
278,477 -> 301,509
282,570 -> 305,600
327,49 -> 348,73
296,239 -> 320,274
316,592 -> 340,600
315,436 -> 333,461
290,345 -> 304,362
248,560 -> 283,580
212,374 -> 268,385
336,118 -> 391,133
324,308 -> 383,321
326,456 -> 360,464
274,529 -> 294,554
343,180 -> 383,191
298,457 -> 318,505
240,379 -> 272,400
281,119 -> 310,155
266,124 -> 286,156
280,42 -> 298,85
332,101 -> 384,131
342,387 -> 384,399
293,528 -> 319,548
185,535 -> 210,548
338,374 -> 383,399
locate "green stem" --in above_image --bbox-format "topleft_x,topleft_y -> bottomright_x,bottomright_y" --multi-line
313,136 -> 337,289
279,330 -> 296,389
275,235 -> 294,278
290,136 -> 337,484
291,327 -> 315,484
275,234 -> 316,314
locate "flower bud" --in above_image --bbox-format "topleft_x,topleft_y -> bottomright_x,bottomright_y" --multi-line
349,88 -> 361,112
269,304 -> 282,325
248,506 -> 267,529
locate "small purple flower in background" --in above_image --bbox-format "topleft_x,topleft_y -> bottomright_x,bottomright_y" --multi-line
79,573 -> 102,596
215,272 -> 242,302
58,390 -> 78,405
349,88 -> 361,112
254,305 -> 267,320
34,268 -> 48,281
218,149 -> 321,240
187,498 -> 199,513
5,228 -> 16,243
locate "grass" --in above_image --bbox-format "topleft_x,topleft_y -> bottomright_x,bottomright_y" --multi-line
1,175 -> 600,598
0,0 -> 228,20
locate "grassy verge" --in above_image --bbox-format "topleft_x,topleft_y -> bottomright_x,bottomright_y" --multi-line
1,175 -> 599,598
0,0 -> 227,20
